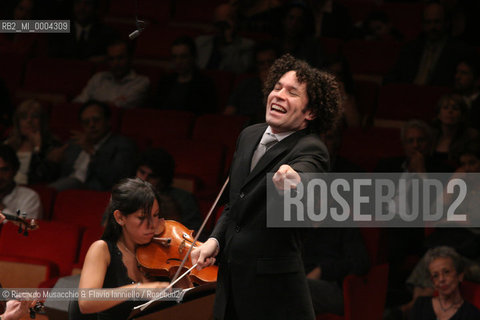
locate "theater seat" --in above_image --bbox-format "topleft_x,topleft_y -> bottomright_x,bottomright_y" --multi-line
0,52 -> 26,95
343,40 -> 401,77
192,114 -> 248,174
461,281 -> 480,310
71,225 -> 105,275
22,58 -> 94,98
316,264 -> 389,320
120,109 -> 196,150
152,139 -> 226,198
0,220 -> 81,287
376,83 -> 450,122
204,70 -> 236,111
353,79 -> 379,127
51,189 -> 111,229
28,185 -> 57,220
338,127 -> 403,172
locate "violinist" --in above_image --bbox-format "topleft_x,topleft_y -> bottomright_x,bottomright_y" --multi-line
192,54 -> 341,319
77,178 -> 169,320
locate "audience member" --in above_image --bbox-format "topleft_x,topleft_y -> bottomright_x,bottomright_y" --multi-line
49,0 -> 116,60
376,120 -> 452,299
0,144 -> 42,219
324,55 -> 361,127
420,139 -> 480,267
234,0 -> 284,34
431,93 -> 478,168
135,148 -> 202,233
155,36 -> 217,114
0,0 -> 48,56
5,100 -> 62,185
303,228 -> 370,315
274,2 -> 325,68
385,2 -> 474,86
453,58 -> 480,131
74,38 -> 150,109
224,42 -> 278,123
195,3 -> 255,74
355,9 -> 404,42
376,120 -> 451,173
49,100 -> 136,191
306,0 -> 353,40
403,247 -> 480,320
387,141 -> 480,319
447,0 -> 480,46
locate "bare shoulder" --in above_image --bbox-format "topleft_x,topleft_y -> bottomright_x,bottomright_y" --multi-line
85,240 -> 110,264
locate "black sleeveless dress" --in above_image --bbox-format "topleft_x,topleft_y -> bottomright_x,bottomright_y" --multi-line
96,240 -> 142,320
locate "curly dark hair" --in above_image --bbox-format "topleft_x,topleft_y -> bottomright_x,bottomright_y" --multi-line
263,54 -> 341,133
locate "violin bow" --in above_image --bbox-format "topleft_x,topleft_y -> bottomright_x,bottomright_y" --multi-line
170,176 -> 229,283
134,177 -> 229,312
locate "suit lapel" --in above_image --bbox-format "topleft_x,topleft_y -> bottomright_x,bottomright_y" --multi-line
234,124 -> 266,184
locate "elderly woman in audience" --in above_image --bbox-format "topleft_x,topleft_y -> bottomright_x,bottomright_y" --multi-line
410,246 -> 480,320
4,99 -> 61,185
392,141 -> 480,319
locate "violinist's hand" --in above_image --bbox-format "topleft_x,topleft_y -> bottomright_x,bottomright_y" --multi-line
191,238 -> 219,270
2,300 -> 31,320
272,165 -> 301,192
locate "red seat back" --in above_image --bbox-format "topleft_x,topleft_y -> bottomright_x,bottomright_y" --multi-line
338,127 -> 403,172
28,185 -> 57,220
52,189 -> 111,229
23,58 -> 94,97
377,84 -> 450,121
0,220 -> 81,276
120,109 -> 196,149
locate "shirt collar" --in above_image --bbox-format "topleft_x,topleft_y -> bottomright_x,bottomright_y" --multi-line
265,126 -> 295,142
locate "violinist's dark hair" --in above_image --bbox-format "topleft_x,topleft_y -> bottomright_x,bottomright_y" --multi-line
102,178 -> 161,242
263,54 -> 342,134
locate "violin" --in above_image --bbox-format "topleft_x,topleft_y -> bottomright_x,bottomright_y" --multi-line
0,282 -> 45,318
136,220 -> 217,285
0,210 -> 38,236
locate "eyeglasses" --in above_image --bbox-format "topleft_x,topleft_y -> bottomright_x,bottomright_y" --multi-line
81,116 -> 103,126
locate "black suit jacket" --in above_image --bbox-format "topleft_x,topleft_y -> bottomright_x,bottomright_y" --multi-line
385,36 -> 474,86
59,134 -> 136,191
211,123 -> 328,319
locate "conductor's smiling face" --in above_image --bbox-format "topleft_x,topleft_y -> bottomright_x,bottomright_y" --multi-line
265,71 -> 315,134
